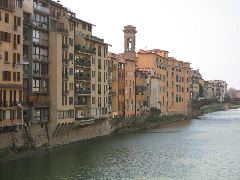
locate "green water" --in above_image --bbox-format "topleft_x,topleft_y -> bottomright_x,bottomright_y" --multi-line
0,109 -> 240,180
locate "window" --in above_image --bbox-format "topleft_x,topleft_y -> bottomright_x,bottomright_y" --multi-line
17,35 -> 20,44
98,71 -> 101,82
0,31 -> 11,42
5,13 -> 9,23
13,72 -> 16,81
2,71 -> 11,81
88,24 -> 92,32
17,72 -> 20,81
33,62 -> 40,75
33,79 -> 40,92
92,71 -> 95,77
92,84 -> 95,91
4,51 -> 8,62
69,38 -> 73,46
92,97 -> 95,104
98,46 -> 101,56
34,109 -> 41,121
17,53 -> 20,63
82,23 -> 86,30
98,84 -> 101,94
92,57 -> 95,64
15,0 -> 22,8
17,17 -> 21,26
98,58 -> 101,69
33,30 -> 40,42
69,97 -> 73,105
69,53 -> 73,61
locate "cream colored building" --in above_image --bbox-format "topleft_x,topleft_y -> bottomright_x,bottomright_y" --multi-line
0,0 -> 23,130
74,18 -> 110,120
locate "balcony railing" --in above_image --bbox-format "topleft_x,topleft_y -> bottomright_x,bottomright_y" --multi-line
33,72 -> 48,77
33,3 -> 49,14
33,88 -> 49,94
75,75 -> 91,82
33,21 -> 48,29
75,89 -> 91,95
75,101 -> 87,106
58,28 -> 69,34
33,55 -> 49,62
74,60 -> 91,68
75,45 -> 96,55
33,38 -> 49,46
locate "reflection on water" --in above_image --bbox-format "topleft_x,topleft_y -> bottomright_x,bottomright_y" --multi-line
1,109 -> 240,180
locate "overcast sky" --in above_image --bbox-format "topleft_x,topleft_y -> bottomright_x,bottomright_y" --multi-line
60,0 -> 240,89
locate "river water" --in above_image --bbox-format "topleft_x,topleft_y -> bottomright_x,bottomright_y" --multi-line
0,109 -> 240,180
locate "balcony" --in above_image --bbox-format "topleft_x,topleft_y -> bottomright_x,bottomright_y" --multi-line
75,74 -> 91,82
75,101 -> 87,106
33,38 -> 49,46
33,71 -> 48,78
33,3 -> 49,14
75,45 -> 96,55
33,55 -> 49,62
74,60 -> 91,68
62,44 -> 69,50
33,21 -> 48,29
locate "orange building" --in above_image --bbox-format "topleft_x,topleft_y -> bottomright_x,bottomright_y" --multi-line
137,49 -> 191,115
111,53 -> 125,117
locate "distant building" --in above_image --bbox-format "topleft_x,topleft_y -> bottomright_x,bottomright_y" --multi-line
227,88 -> 240,99
209,80 -> 228,102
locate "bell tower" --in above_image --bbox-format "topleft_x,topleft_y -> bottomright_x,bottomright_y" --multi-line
123,25 -> 137,61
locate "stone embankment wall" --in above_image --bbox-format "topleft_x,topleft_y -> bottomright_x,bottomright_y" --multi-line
0,118 -> 114,151
0,130 -> 27,149
48,119 -> 113,146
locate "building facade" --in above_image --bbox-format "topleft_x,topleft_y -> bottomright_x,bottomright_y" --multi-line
137,49 -> 191,115
0,0 -> 23,131
74,18 -> 109,120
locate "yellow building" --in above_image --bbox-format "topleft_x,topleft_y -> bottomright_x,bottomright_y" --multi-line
0,0 -> 23,130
